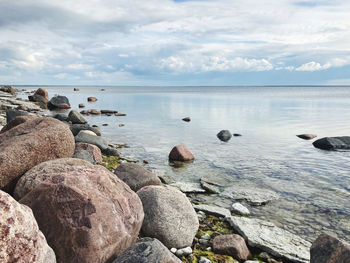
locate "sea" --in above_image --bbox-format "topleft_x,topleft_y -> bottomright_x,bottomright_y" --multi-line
17,85 -> 350,243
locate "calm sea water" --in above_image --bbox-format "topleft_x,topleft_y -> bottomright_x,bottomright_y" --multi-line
18,85 -> 350,242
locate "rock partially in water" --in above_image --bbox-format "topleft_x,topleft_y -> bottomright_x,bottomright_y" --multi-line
20,165 -> 144,263
137,185 -> 199,248
217,130 -> 232,142
213,234 -> 251,262
226,216 -> 311,263
70,123 -> 101,136
78,103 -> 85,108
171,182 -> 206,193
297,134 -> 317,140
73,142 -> 102,164
67,110 -> 87,124
113,238 -> 181,263
114,163 -> 162,192
182,117 -> 191,122
231,202 -> 250,216
87,96 -> 98,102
221,184 -> 279,205
201,176 -> 228,187
169,145 -> 195,162
75,132 -> 109,151
48,95 -> 70,110
310,233 -> 350,263
201,181 -> 220,194
0,85 -> 17,94
313,136 -> 350,150
193,204 -> 231,218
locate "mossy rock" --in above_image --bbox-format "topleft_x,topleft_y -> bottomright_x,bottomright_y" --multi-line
102,155 -> 120,170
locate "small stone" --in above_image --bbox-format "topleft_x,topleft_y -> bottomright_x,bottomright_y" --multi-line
201,233 -> 211,240
78,103 -> 85,108
297,134 -> 317,140
87,96 -> 97,102
115,112 -> 126,116
233,133 -> 242,136
170,248 -> 177,254
74,88 -> 79,91
182,117 -> 191,122
199,257 -> 212,263
176,247 -> 192,256
232,202 -> 250,216
119,124 -> 125,127
102,123 -> 108,126
217,130 -> 232,142
199,239 -> 210,246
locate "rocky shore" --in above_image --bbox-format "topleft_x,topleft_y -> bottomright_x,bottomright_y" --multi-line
0,86 -> 349,263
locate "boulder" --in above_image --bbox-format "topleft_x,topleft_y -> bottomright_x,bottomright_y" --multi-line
0,117 -> 75,192
226,216 -> 311,263
182,117 -> 191,122
310,233 -> 350,263
0,115 -> 38,133
0,190 -> 56,263
217,130 -> 232,142
137,185 -> 199,248
213,234 -> 251,262
297,134 -> 317,140
28,88 -> 49,109
52,113 -> 68,122
75,132 -> 108,151
87,97 -> 97,102
114,163 -> 162,192
48,95 -> 70,110
0,85 -> 17,94
313,136 -> 350,150
169,145 -> 195,162
113,238 -> 181,263
73,143 -> 102,164
34,88 -> 49,100
78,130 -> 97,136
67,110 -> 87,124
70,123 -> 101,136
14,158 -> 93,200
6,108 -> 29,123
20,165 -> 144,263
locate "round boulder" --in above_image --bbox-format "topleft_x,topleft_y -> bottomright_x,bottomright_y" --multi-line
14,158 -> 93,200
48,95 -> 71,110
217,130 -> 232,142
168,145 -> 195,162
20,165 -> 144,263
137,185 -> 199,248
213,234 -> 251,262
67,110 -> 87,124
114,163 -> 162,192
0,190 -> 56,263
113,238 -> 181,263
0,115 -> 38,134
0,117 -> 75,192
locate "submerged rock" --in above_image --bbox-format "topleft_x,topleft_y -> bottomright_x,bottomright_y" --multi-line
217,130 -> 232,142
226,216 -> 311,263
113,238 -> 181,263
313,136 -> 350,150
310,233 -> 350,263
297,134 -> 317,140
20,165 -> 144,263
0,190 -> 56,263
169,145 -> 195,162
170,182 -> 206,193
137,185 -> 199,248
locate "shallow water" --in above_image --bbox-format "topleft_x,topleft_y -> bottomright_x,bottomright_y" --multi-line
18,85 -> 350,242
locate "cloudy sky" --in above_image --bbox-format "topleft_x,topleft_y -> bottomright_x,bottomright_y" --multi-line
0,0 -> 349,86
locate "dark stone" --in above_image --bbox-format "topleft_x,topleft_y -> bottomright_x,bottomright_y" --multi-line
1,116 -> 38,134
313,136 -> 350,150
87,97 -> 97,102
297,134 -> 317,140
52,113 -> 68,122
310,234 -> 350,263
113,238 -> 181,263
70,124 -> 101,136
233,133 -> 242,137
101,110 -> 118,114
48,95 -> 71,110
182,117 -> 191,122
102,147 -> 119,157
6,109 -> 29,123
28,94 -> 48,109
67,110 -> 87,124
78,103 -> 85,108
114,163 -> 162,192
75,132 -> 109,151
0,86 -> 17,94
217,130 -> 232,142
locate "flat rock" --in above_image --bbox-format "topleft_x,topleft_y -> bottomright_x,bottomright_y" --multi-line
137,185 -> 199,248
310,233 -> 350,263
14,158 -> 93,200
297,134 -> 317,140
313,136 -> 350,150
201,176 -> 228,187
113,237 -> 181,263
0,190 -> 56,263
171,182 -> 206,193
226,216 -> 311,263
114,163 -> 162,192
201,181 -> 220,194
193,204 -> 231,218
221,184 -> 279,205
20,165 -> 144,263
213,234 -> 251,262
0,117 -> 75,192
231,202 -> 250,216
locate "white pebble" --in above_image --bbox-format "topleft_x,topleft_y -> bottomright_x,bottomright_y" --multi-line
199,256 -> 212,263
231,202 -> 250,216
170,247 -> 177,254
200,233 -> 211,240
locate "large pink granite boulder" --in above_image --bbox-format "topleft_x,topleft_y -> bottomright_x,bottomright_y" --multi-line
0,190 -> 56,263
0,117 -> 75,192
20,165 -> 144,263
0,115 -> 38,134
168,145 -> 195,162
14,158 -> 93,200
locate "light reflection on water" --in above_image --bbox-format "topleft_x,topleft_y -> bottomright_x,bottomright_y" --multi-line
19,85 -> 350,242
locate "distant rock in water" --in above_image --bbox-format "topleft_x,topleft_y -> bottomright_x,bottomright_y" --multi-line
217,130 -> 232,142
87,96 -> 97,102
313,136 -> 350,150
78,103 -> 85,108
182,117 -> 191,122
74,88 -> 79,91
233,133 -> 242,137
297,134 -> 317,140
48,95 -> 70,110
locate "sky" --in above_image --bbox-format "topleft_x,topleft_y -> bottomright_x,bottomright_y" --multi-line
0,0 -> 349,86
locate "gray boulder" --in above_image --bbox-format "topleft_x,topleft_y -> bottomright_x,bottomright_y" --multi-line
6,108 -> 29,123
310,233 -> 350,263
113,238 -> 181,263
313,136 -> 350,150
114,163 -> 162,192
70,123 -> 101,136
67,110 -> 87,124
48,95 -> 70,110
226,216 -> 311,263
75,132 -> 109,151
217,130 -> 232,142
137,185 -> 199,248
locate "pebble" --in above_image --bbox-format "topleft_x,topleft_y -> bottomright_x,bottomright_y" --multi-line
199,257 -> 212,263
201,233 -> 211,240
244,261 -> 260,263
170,247 -> 177,254
175,247 -> 192,257
199,239 -> 210,246
231,202 -> 250,216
